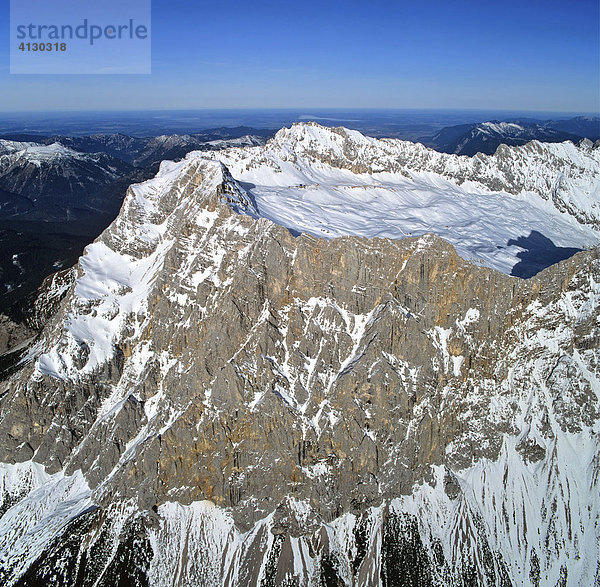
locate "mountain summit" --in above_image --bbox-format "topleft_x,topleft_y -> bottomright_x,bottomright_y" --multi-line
204,122 -> 600,273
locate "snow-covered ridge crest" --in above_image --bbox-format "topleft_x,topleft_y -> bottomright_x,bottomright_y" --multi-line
216,121 -> 600,226
478,121 -> 525,134
34,157 -> 248,381
0,139 -> 40,153
201,122 -> 599,273
0,139 -> 90,164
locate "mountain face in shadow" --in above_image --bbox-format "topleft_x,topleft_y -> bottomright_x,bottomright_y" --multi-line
509,230 -> 582,278
428,116 -> 600,156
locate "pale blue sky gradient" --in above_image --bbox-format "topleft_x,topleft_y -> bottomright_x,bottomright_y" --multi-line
0,0 -> 598,112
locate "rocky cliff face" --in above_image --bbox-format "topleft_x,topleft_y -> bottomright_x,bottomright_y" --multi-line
0,127 -> 598,586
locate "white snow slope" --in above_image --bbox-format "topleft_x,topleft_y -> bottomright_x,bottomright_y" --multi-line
203,122 -> 600,274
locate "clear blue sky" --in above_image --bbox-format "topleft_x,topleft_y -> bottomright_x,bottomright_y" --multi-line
1,0 -> 598,112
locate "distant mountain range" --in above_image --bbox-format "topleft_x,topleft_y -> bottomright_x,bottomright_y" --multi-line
1,127 -> 273,168
0,129 -> 271,316
0,140 -> 134,221
427,116 -> 600,155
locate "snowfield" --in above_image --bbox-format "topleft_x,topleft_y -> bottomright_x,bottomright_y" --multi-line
204,123 -> 600,274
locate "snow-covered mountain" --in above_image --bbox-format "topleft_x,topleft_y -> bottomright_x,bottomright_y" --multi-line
130,133 -> 266,168
0,124 -> 598,586
0,139 -> 133,220
430,118 -> 599,156
42,129 -> 271,168
0,139 -> 143,312
0,133 -> 271,221
0,131 -> 270,316
204,122 -> 599,275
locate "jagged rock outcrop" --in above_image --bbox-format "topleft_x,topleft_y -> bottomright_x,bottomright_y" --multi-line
0,316 -> 33,357
0,127 -> 598,586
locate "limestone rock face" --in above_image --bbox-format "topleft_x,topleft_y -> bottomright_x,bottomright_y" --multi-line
0,128 -> 598,586
0,316 -> 33,357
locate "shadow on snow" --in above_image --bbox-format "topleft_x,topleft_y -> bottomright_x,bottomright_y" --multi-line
508,230 -> 582,279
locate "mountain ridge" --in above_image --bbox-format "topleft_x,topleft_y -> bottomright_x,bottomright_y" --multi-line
197,122 -> 599,279
428,116 -> 600,156
0,137 -> 598,584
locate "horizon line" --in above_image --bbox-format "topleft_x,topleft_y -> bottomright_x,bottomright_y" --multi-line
0,107 -> 598,116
